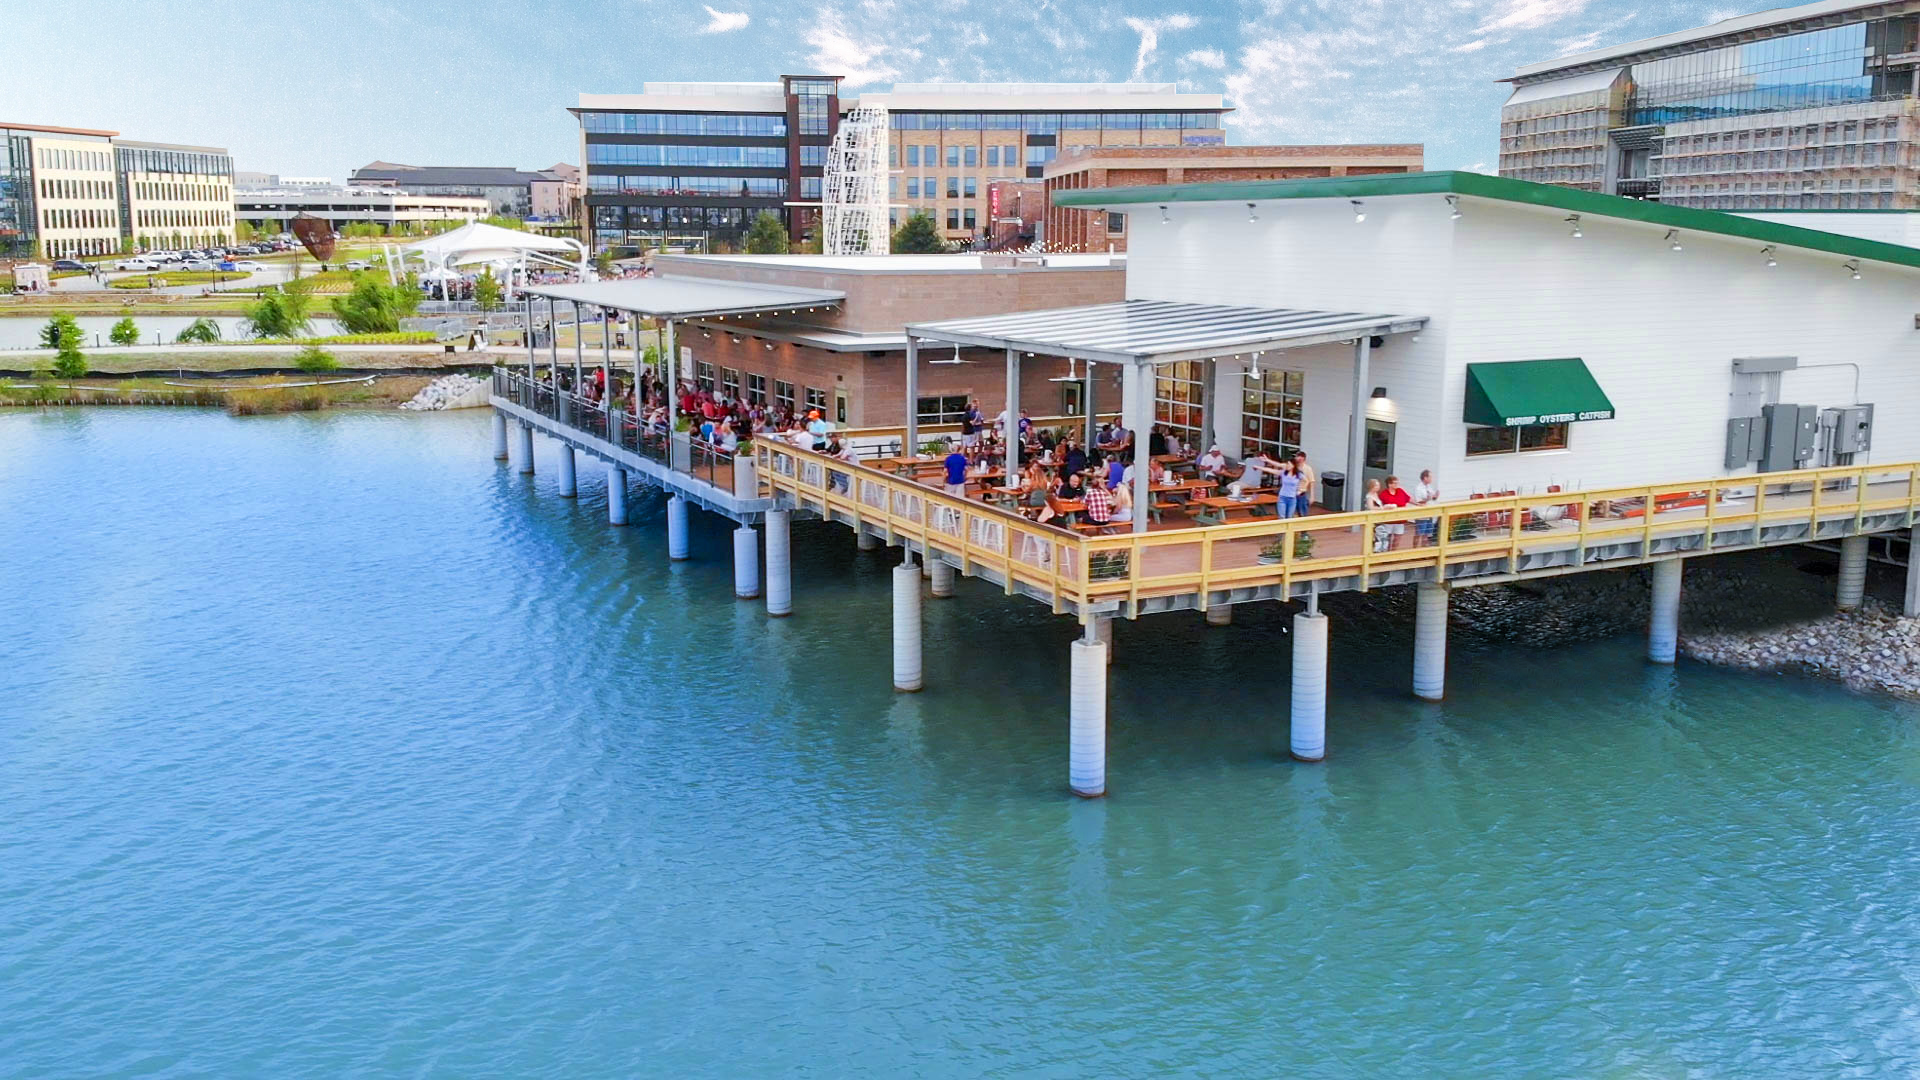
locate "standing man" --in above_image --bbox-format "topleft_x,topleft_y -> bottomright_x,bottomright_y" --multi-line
1291,452 -> 1316,518
1411,469 -> 1440,545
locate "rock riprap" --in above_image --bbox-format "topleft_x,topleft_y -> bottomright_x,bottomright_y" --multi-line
1682,598 -> 1920,699
399,374 -> 490,411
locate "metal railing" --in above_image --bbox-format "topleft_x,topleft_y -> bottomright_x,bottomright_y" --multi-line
756,438 -> 1920,617
495,367 -> 739,494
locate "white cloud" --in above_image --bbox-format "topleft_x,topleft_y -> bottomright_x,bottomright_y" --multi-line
699,5 -> 749,33
1182,47 -> 1226,69
1474,0 -> 1589,35
1451,38 -> 1488,52
1122,14 -> 1197,80
805,13 -> 901,85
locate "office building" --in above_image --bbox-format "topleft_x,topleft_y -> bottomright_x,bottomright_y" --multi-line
0,122 -> 234,259
1501,0 -> 1920,209
349,162 -> 553,217
530,164 -> 583,223
234,185 -> 490,232
574,80 -> 1229,254
117,140 -> 236,251
1041,143 -> 1425,251
236,172 -> 334,190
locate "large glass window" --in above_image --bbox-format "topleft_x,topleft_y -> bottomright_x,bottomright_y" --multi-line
1241,369 -> 1305,461
792,79 -> 836,135
775,380 -> 796,412
1629,23 -> 1889,125
747,374 -> 767,406
801,145 -> 827,167
986,147 -> 999,167
917,395 -> 969,423
580,112 -> 786,136
906,145 -> 920,166
963,177 -> 976,198
1154,361 -> 1207,450
721,367 -> 741,400
963,146 -> 977,167
587,144 -> 786,168
587,174 -> 785,197
945,146 -> 959,167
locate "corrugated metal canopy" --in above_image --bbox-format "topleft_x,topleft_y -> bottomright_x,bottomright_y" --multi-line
907,300 -> 1426,365
524,276 -> 844,318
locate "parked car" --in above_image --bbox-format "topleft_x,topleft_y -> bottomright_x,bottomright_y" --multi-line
51,259 -> 90,272
115,258 -> 156,272
185,259 -> 216,272
344,260 -> 372,271
231,260 -> 265,272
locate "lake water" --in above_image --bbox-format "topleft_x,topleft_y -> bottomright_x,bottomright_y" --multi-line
6,407 -> 1920,1077
0,315 -> 344,351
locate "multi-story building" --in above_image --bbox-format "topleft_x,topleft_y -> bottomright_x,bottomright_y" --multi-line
350,162 -> 555,218
0,124 -> 235,258
573,79 -> 1230,254
1041,144 -> 1425,251
233,186 -> 490,233
1501,0 -> 1920,209
575,77 -> 843,256
865,83 -> 1229,243
530,163 -> 583,223
235,172 -> 334,190
1,122 -> 122,259
117,140 -> 235,251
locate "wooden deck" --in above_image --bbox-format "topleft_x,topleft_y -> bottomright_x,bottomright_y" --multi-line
756,441 -> 1920,619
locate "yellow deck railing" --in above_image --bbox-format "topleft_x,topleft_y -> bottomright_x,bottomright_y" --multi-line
755,441 -> 1920,617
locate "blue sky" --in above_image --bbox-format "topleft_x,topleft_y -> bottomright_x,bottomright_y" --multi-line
11,0 -> 1747,177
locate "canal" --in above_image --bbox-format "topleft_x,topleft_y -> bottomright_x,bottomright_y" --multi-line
5,406 -> 1919,1076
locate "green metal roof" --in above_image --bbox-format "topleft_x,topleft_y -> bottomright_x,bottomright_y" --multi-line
1464,358 -> 1615,427
1051,170 -> 1920,272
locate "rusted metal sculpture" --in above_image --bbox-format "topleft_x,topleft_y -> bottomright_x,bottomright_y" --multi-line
291,213 -> 336,262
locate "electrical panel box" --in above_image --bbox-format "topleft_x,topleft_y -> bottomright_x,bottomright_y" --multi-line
1725,417 -> 1753,469
1833,404 -> 1874,453
1760,403 -> 1819,472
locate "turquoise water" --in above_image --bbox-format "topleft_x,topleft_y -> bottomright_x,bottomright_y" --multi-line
6,408 -> 1920,1078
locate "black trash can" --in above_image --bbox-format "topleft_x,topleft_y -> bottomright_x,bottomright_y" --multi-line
1320,471 -> 1346,511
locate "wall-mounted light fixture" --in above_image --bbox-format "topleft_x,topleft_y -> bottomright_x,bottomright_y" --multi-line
1846,259 -> 1862,280
1351,200 -> 1366,224
1666,229 -> 1683,252
1371,386 -> 1388,399
1247,202 -> 1259,222
1446,195 -> 1461,221
1762,245 -> 1777,268
1565,214 -> 1582,238
1158,204 -> 1170,225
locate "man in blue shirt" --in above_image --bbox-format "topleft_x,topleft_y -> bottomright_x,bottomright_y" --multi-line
943,446 -> 969,497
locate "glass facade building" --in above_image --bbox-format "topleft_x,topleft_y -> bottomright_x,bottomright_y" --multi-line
1,131 -> 38,259
1501,3 -> 1920,209
576,80 -> 1229,252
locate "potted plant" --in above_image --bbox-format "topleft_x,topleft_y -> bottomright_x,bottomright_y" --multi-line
1448,513 -> 1477,543
1257,537 -> 1288,565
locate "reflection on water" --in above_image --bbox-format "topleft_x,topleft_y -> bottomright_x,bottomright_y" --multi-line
3,407 -> 1919,1077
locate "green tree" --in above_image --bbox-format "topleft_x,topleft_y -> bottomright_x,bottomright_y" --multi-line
294,344 -> 338,373
891,212 -> 951,254
744,211 -> 790,254
40,313 -> 80,349
51,321 -> 86,382
594,248 -> 614,276
243,284 -> 315,339
473,267 -> 503,311
329,277 -> 421,333
175,317 -> 222,343
109,316 -> 140,347
235,221 -> 255,244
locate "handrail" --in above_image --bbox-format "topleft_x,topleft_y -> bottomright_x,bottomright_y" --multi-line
753,437 -> 1920,618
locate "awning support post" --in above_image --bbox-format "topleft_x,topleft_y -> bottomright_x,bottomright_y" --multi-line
1128,361 -> 1150,536
1004,347 -> 1020,482
1347,335 -> 1372,511
904,337 -> 920,454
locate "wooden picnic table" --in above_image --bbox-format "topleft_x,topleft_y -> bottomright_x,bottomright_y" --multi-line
868,455 -> 945,475
1189,493 -> 1280,525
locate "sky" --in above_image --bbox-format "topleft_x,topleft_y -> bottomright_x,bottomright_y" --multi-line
9,0 -> 1751,178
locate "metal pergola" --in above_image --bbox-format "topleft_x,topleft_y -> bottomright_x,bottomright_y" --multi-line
905,300 -> 1429,532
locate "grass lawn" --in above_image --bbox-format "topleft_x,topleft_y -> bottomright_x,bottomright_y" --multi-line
0,373 -> 436,409
108,271 -> 253,290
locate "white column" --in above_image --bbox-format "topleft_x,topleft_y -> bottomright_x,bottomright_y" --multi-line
733,526 -> 761,599
929,557 -> 956,599
1906,525 -> 1920,618
857,529 -> 882,551
1206,604 -> 1232,627
893,561 -> 923,692
1649,558 -> 1683,664
1290,608 -> 1328,762
1069,629 -> 1108,797
904,338 -> 920,454
607,465 -> 628,526
556,444 -> 577,497
514,421 -> 534,474
491,410 -> 508,460
1837,535 -> 1869,611
1004,347 -> 1020,481
571,300 -> 584,396
666,495 -> 690,562
1346,336 -> 1371,511
1129,363 -> 1151,536
1413,581 -> 1447,702
765,509 -> 792,617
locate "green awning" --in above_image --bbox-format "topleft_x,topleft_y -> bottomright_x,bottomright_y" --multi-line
1463,358 -> 1615,427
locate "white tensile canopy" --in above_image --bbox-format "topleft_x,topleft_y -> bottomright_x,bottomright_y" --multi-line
395,221 -> 590,295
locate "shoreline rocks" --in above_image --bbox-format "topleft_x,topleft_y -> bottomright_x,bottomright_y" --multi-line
398,374 -> 489,411
1681,598 -> 1920,699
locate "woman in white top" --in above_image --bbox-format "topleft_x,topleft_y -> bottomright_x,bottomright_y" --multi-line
1110,479 -> 1134,523
1365,478 -> 1391,552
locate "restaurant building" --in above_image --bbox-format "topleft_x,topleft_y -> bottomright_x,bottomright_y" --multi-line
1048,170 -> 1919,499
651,251 -> 1126,427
